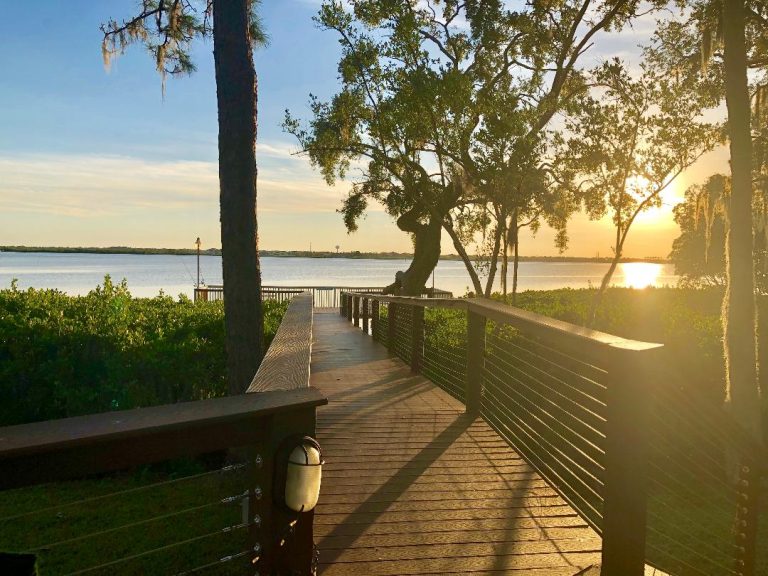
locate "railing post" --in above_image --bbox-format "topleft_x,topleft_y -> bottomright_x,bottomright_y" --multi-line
362,297 -> 369,334
387,303 -> 397,351
346,293 -> 353,321
372,299 -> 379,338
353,295 -> 361,328
734,457 -> 761,576
600,347 -> 658,576
465,309 -> 486,415
410,305 -> 424,373
340,292 -> 346,316
256,406 -> 319,575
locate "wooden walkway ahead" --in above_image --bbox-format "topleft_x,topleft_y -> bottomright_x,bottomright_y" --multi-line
309,310 -> 602,575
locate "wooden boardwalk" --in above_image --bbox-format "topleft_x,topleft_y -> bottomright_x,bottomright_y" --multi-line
310,310 -> 602,575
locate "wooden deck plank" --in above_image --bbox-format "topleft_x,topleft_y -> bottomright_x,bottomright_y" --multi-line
310,310 -> 600,575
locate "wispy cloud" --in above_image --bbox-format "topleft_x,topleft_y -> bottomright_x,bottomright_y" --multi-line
0,150 -> 355,218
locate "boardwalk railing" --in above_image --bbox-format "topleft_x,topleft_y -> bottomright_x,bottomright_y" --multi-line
341,292 -> 767,576
0,293 -> 325,575
196,285 -> 453,308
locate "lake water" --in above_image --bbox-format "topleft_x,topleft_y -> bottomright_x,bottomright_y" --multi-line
0,252 -> 678,298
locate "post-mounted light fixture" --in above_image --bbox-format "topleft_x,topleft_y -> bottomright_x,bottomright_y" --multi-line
275,436 -> 323,513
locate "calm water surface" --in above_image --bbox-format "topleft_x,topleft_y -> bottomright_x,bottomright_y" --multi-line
0,252 -> 678,298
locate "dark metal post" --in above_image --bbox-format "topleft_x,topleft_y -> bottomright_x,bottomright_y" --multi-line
600,347 -> 659,576
195,237 -> 201,288
734,457 -> 761,576
353,295 -> 361,328
372,299 -> 380,339
387,303 -> 397,351
362,297 -> 369,334
411,305 -> 424,373
465,309 -> 486,415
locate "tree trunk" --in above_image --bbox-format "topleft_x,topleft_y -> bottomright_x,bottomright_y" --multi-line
213,0 -> 264,395
444,220 -> 484,295
722,0 -> 762,442
501,216 -> 509,298
384,210 -> 442,296
484,220 -> 503,297
511,210 -> 519,305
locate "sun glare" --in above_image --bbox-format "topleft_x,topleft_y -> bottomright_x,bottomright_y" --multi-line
628,176 -> 682,226
620,262 -> 662,289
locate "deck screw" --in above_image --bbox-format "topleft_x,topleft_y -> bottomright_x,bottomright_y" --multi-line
253,543 -> 261,554
253,514 -> 262,527
254,454 -> 263,468
254,486 -> 262,499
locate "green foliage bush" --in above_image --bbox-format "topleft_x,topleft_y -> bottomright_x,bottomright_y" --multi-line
0,277 -> 287,426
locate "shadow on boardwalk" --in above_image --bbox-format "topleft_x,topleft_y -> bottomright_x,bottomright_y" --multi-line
310,311 -> 601,575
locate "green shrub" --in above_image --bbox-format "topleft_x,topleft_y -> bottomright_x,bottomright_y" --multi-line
0,277 -> 288,426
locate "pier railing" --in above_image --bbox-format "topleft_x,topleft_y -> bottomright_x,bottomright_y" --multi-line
341,291 -> 767,576
0,293 -> 324,575
196,285 -> 453,308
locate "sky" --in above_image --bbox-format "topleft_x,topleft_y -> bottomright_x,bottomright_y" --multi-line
0,1 -> 729,258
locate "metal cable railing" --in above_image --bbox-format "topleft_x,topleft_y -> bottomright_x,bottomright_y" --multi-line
341,292 -> 766,576
422,308 -> 467,403
0,461 -> 251,576
391,304 -> 413,364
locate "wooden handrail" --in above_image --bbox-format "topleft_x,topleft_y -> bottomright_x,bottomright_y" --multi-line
0,290 -> 324,574
0,388 -> 325,489
350,292 -> 663,359
248,292 -> 313,393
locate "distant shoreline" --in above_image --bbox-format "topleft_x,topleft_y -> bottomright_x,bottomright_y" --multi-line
0,245 -> 670,264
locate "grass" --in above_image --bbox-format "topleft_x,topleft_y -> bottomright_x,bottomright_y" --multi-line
0,459 -> 250,575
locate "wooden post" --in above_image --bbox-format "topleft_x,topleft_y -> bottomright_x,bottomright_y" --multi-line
346,293 -> 353,321
465,310 -> 486,415
734,457 -> 761,576
362,297 -> 369,334
387,303 -> 397,351
340,293 -> 346,316
372,299 -> 380,339
411,305 -> 424,373
600,347 -> 658,576
260,407 -> 319,575
353,295 -> 361,328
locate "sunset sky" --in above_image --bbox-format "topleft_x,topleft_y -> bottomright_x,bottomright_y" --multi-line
0,1 -> 729,258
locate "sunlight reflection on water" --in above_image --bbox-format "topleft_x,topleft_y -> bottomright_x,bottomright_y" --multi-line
619,262 -> 663,289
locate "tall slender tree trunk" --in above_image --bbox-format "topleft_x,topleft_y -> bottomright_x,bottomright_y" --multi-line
484,220 -> 503,297
511,210 -> 520,305
213,0 -> 264,395
501,219 -> 509,298
444,221 -> 484,295
722,0 -> 762,442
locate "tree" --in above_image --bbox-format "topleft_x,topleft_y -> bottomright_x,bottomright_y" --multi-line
559,58 -> 719,323
648,2 -> 768,442
286,0 -> 646,297
669,175 -> 728,287
101,1 -> 267,394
